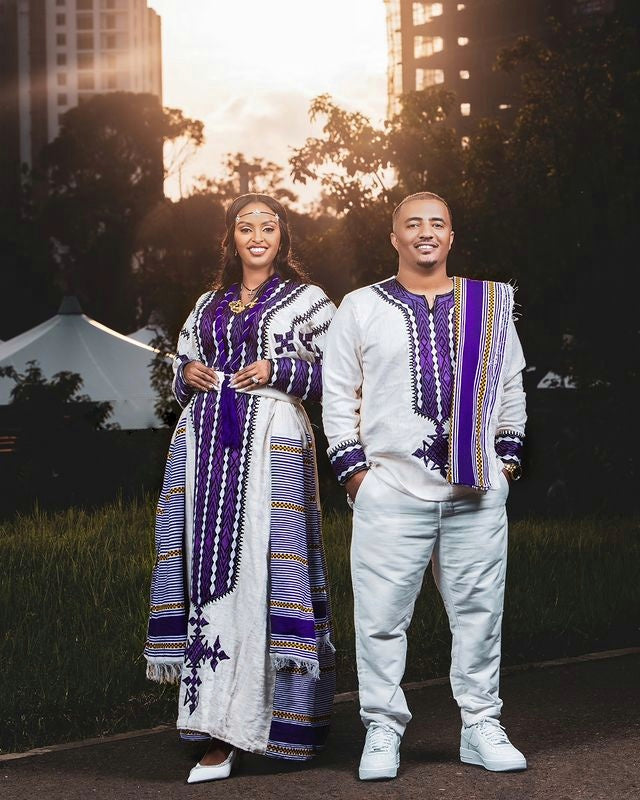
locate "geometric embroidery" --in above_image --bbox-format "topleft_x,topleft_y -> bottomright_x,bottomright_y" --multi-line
298,331 -> 314,352
374,279 -> 455,475
412,428 -> 449,476
274,330 -> 296,354
183,607 -> 230,715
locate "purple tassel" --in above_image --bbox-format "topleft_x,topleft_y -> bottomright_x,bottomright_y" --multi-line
219,377 -> 241,450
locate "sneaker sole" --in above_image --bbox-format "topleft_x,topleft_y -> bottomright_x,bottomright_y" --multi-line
358,765 -> 398,781
460,746 -> 527,772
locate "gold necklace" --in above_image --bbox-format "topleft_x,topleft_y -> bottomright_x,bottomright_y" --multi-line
228,277 -> 271,314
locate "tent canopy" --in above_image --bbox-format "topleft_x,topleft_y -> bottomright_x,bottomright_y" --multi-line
0,297 -> 168,429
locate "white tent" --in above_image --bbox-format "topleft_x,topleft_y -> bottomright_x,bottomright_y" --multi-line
128,325 -> 161,346
128,310 -> 164,347
0,297 -> 167,429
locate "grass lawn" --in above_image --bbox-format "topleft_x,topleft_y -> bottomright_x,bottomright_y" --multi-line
1,500 -> 638,754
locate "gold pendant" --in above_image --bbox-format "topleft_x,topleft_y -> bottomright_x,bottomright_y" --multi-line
228,299 -> 257,314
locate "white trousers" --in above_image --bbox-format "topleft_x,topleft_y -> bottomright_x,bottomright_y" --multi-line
351,468 -> 510,735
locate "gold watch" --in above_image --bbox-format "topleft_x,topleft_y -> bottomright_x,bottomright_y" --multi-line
502,462 -> 522,481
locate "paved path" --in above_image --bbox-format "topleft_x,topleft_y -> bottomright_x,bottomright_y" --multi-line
2,654 -> 639,800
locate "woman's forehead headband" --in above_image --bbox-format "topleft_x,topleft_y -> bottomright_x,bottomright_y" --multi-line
235,210 -> 279,222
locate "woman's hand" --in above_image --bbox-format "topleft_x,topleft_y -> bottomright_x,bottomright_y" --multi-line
183,361 -> 219,392
231,360 -> 272,390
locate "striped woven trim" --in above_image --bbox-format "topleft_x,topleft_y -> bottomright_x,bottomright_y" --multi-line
270,552 -> 308,565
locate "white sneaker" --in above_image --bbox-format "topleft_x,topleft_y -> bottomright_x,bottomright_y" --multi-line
358,723 -> 401,781
460,718 -> 527,772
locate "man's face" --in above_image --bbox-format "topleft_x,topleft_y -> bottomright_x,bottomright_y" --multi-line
390,198 -> 454,270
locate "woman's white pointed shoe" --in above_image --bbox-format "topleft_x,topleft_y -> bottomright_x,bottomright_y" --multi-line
186,748 -> 237,783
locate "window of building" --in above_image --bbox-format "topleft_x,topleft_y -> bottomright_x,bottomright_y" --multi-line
459,70 -> 470,79
56,52 -> 67,66
460,102 -> 471,116
56,33 -> 66,46
498,103 -> 512,110
102,0 -> 120,7
416,68 -> 444,90
59,113 -> 66,126
56,0 -> 65,5
105,53 -> 118,69
56,13 -> 65,25
105,72 -> 117,89
458,36 -> 469,46
77,14 -> 93,30
412,2 -> 443,26
57,73 -> 67,86
78,52 -> 94,69
78,74 -> 95,90
414,35 -> 444,59
461,135 -> 470,149
58,93 -> 68,106
77,0 -> 93,9
101,32 -> 127,49
102,13 -> 116,28
77,33 -> 93,49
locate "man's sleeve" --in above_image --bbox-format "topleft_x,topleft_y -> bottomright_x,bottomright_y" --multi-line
495,318 -> 527,465
322,296 -> 369,485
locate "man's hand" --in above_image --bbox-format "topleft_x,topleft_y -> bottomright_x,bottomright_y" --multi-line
346,469 -> 368,502
183,361 -> 219,392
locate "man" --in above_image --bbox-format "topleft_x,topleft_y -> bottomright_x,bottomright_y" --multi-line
322,192 -> 527,780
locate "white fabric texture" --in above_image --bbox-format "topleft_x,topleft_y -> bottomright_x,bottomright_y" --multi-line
351,468 -> 509,734
322,278 -> 526,499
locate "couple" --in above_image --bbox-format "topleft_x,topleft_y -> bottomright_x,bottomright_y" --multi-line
144,191 -> 527,783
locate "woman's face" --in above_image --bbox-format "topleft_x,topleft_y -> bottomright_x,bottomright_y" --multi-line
233,201 -> 282,273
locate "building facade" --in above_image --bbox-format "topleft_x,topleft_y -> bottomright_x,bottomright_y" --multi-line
0,0 -> 161,207
384,0 -> 615,129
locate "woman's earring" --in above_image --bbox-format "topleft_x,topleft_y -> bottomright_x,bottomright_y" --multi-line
234,248 -> 238,256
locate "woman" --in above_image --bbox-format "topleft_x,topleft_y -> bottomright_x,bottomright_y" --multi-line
144,194 -> 336,783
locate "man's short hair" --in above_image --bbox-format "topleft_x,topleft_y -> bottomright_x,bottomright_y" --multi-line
392,192 -> 453,228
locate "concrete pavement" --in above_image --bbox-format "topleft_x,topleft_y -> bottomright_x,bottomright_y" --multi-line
2,653 -> 639,800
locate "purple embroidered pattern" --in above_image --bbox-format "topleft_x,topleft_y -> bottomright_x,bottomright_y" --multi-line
190,278 -> 305,607
328,438 -> 368,485
495,431 -> 524,464
373,279 -> 455,474
274,330 -> 296,354
183,607 -> 230,714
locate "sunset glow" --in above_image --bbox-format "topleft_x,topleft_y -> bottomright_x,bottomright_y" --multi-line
147,0 -> 388,203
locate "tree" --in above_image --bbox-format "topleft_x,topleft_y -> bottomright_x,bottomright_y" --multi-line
34,92 -> 204,333
197,152 -> 297,203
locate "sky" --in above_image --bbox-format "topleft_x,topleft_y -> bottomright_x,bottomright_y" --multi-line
147,0 -> 389,205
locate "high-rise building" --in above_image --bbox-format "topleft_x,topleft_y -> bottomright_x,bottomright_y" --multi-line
384,0 -> 615,128
0,0 -> 161,207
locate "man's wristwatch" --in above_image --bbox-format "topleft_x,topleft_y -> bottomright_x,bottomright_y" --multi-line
502,462 -> 522,481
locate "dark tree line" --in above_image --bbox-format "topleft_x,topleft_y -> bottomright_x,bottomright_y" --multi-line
0,10 -> 637,512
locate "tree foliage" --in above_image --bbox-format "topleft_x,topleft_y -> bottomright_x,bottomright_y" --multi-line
34,92 -> 203,333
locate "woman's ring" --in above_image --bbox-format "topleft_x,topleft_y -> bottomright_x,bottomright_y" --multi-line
251,375 -> 260,385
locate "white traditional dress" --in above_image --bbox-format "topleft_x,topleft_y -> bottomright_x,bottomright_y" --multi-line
145,275 -> 337,760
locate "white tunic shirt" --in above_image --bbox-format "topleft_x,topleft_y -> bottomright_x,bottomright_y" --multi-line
322,277 -> 527,502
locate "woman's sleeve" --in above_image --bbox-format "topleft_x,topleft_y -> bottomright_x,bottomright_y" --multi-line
266,287 -> 337,402
171,294 -> 209,408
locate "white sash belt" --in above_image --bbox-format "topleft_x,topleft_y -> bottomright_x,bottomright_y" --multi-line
214,371 -> 299,406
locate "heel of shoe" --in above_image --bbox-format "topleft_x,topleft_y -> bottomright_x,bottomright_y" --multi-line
460,746 -> 482,766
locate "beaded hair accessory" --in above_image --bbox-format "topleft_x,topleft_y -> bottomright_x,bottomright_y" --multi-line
235,210 -> 279,222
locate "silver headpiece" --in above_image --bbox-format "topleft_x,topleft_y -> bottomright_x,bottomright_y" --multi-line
235,210 -> 279,222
